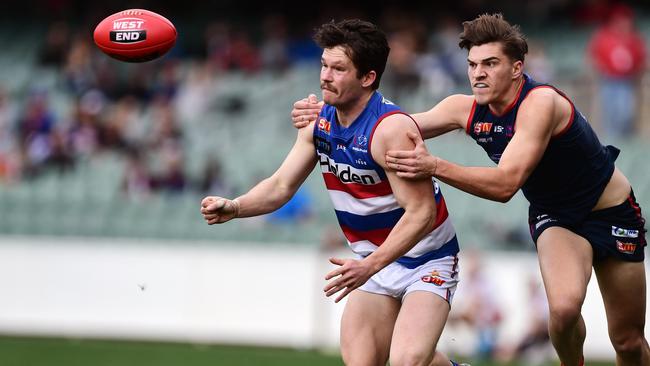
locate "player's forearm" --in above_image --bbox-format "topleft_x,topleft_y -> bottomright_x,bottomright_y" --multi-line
363,207 -> 436,271
235,177 -> 295,218
434,158 -> 519,202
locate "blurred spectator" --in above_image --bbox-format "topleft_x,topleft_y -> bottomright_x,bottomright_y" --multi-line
121,147 -> 152,200
18,89 -> 56,177
0,87 -> 21,183
198,156 -> 232,197
206,21 -> 261,74
260,14 -> 291,74
319,225 -> 347,252
174,61 -> 217,122
526,39 -> 555,83
450,250 -> 503,360
63,36 -> 97,96
587,3 -> 647,139
499,275 -> 552,365
45,128 -> 74,174
38,21 -> 70,68
266,186 -> 313,224
384,29 -> 422,102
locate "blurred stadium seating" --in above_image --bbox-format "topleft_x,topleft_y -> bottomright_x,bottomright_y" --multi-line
0,5 -> 648,251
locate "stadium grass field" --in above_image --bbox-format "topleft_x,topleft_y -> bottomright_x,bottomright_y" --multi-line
0,336 -> 615,366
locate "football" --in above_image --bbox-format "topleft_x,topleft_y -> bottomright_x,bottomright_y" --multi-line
93,9 -> 177,62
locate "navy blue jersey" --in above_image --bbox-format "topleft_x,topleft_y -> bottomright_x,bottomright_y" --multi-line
466,74 -> 619,224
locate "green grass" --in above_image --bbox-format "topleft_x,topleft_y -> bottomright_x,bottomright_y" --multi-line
0,336 -> 616,366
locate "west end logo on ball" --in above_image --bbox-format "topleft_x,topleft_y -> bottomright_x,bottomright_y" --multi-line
110,17 -> 147,43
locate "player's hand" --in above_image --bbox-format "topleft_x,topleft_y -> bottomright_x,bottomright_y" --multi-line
200,196 -> 240,224
291,94 -> 323,129
324,257 -> 377,303
385,131 -> 438,179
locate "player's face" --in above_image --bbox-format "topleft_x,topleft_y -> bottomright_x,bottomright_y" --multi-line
467,42 -> 521,105
320,46 -> 366,108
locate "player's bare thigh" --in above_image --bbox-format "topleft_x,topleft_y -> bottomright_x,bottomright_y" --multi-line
594,258 -> 647,341
340,290 -> 400,366
389,290 -> 450,366
536,227 -> 593,306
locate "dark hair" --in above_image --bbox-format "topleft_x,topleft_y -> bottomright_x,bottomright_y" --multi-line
459,13 -> 528,62
313,19 -> 390,90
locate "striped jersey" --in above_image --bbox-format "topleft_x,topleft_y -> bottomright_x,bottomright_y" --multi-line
313,91 -> 459,269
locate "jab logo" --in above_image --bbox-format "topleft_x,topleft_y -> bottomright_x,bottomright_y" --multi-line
611,226 -> 639,238
110,18 -> 147,43
336,144 -> 346,151
616,240 -> 637,254
474,122 -> 493,134
318,118 -> 331,134
421,270 -> 446,286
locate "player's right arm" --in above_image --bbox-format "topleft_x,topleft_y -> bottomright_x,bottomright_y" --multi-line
291,93 -> 473,139
201,121 -> 318,225
410,94 -> 474,138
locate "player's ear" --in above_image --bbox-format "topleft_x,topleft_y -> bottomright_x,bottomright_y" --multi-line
361,71 -> 377,88
512,60 -> 523,79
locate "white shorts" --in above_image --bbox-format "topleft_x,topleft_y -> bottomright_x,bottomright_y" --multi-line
358,255 -> 459,304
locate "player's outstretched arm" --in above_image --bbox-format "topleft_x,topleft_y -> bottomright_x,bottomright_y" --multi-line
200,121 -> 318,224
409,94 -> 474,138
324,114 -> 438,302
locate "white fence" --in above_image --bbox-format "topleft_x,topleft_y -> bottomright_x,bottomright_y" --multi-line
0,236 -> 647,361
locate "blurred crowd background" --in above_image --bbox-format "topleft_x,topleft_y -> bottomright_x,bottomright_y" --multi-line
0,0 -> 648,364
1,0 -> 649,245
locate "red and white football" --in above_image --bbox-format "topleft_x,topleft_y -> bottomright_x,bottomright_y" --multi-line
93,9 -> 177,62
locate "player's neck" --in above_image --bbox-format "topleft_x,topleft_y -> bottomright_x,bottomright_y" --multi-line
489,76 -> 524,116
336,91 -> 374,128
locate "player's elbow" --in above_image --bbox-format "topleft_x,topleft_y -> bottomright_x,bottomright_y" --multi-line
411,201 -> 437,229
495,182 -> 519,203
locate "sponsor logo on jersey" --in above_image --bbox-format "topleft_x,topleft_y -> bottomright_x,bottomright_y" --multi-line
535,215 -> 557,230
319,155 -> 378,185
474,122 -> 493,134
318,118 -> 331,134
381,97 -> 395,105
336,144 -> 346,151
421,270 -> 446,286
616,240 -> 637,254
315,136 -> 331,154
352,134 -> 368,153
611,226 -> 639,238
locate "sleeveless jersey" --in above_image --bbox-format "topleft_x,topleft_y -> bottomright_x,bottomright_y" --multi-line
314,91 -> 459,269
466,74 -> 620,224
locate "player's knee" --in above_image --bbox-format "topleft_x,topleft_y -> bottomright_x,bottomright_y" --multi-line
610,330 -> 646,357
341,346 -> 387,366
548,298 -> 582,330
389,347 -> 434,366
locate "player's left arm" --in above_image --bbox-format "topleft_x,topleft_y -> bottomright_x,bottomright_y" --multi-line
324,114 -> 437,302
433,88 -> 559,202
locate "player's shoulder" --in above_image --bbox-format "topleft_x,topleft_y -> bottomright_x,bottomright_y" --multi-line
376,112 -> 418,136
521,86 -> 563,112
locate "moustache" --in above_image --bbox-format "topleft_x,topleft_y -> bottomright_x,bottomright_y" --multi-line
320,84 -> 337,93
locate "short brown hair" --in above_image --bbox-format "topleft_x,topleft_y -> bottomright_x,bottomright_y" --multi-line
314,19 -> 390,90
459,13 -> 528,62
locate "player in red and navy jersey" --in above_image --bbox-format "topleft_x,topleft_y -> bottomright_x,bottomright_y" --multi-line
202,19 -> 468,366
292,13 -> 648,366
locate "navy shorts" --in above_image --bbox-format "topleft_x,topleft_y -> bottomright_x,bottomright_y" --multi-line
529,191 -> 647,262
